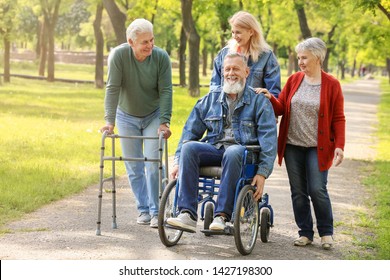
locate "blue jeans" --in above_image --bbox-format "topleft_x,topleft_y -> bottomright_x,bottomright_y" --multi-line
284,144 -> 333,239
177,142 -> 245,220
116,108 -> 160,216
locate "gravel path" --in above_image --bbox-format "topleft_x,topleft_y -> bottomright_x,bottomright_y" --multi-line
0,79 -> 380,260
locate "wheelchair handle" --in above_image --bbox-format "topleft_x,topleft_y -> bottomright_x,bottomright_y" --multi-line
245,145 -> 261,151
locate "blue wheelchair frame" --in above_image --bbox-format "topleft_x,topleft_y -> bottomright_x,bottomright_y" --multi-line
158,144 -> 274,255
197,146 -> 274,227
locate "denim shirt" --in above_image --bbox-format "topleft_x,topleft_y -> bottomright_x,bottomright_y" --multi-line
210,46 -> 281,98
174,86 -> 277,178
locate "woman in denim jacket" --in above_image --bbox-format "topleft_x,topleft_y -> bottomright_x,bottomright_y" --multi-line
210,11 -> 281,99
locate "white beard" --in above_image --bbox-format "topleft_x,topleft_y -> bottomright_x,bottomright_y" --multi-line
223,79 -> 245,94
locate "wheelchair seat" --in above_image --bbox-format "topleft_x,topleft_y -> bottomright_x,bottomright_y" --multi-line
199,166 -> 222,178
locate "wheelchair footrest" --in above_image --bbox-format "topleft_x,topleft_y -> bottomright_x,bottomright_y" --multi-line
201,226 -> 234,236
163,223 -> 196,233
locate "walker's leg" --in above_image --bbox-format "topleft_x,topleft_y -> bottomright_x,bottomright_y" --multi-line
96,133 -> 107,236
111,136 -> 117,229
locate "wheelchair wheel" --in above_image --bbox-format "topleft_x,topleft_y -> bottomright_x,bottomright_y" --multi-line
203,202 -> 214,235
234,184 -> 259,255
260,207 -> 271,243
158,179 -> 183,246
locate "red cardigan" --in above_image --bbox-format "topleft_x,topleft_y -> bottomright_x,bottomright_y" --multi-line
269,71 -> 345,171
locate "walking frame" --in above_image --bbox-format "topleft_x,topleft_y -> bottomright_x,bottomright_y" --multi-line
96,131 -> 169,235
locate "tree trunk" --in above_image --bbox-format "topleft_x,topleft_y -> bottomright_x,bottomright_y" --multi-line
181,0 -> 200,97
94,2 -> 105,89
38,19 -> 47,77
294,1 -> 312,39
103,0 -> 126,45
43,0 -> 61,82
323,24 -> 337,73
351,53 -> 357,78
3,37 -> 10,83
287,46 -> 295,76
202,46 -> 207,77
210,50 -> 214,71
36,21 -> 42,57
378,3 -> 390,21
339,61 -> 346,80
179,26 -> 186,87
47,22 -> 56,82
151,0 -> 159,24
387,57 -> 390,84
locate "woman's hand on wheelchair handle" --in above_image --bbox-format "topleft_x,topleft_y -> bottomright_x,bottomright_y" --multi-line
251,175 -> 266,201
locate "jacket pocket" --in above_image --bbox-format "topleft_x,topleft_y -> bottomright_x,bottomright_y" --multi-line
204,116 -> 222,136
240,120 -> 257,144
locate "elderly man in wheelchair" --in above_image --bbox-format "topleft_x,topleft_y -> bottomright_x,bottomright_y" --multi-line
166,52 -> 277,235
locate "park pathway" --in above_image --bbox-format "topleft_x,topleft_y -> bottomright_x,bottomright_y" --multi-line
0,78 -> 381,260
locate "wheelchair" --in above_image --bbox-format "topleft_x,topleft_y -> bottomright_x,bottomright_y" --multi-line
95,131 -> 168,236
157,145 -> 274,255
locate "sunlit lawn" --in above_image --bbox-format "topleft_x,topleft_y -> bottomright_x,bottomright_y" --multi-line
0,73 -> 205,228
360,78 -> 390,259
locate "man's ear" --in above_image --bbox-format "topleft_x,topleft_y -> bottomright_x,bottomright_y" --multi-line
245,67 -> 250,78
128,38 -> 134,47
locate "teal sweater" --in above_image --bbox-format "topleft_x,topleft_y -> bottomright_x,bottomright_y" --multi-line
104,43 -> 172,125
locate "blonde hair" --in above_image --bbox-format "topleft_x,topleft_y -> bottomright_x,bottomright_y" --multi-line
228,11 -> 270,62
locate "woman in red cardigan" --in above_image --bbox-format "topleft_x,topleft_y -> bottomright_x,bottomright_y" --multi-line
258,37 -> 346,250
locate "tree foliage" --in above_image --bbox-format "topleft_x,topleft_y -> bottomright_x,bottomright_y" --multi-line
1,0 -> 390,85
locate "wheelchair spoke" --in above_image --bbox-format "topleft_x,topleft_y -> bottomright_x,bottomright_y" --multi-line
158,180 -> 183,246
234,185 -> 259,255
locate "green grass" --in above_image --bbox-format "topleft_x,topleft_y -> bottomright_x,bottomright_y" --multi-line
0,74 -> 207,228
8,60 -> 101,81
0,79 -> 105,227
344,78 -> 390,260
360,78 -> 390,259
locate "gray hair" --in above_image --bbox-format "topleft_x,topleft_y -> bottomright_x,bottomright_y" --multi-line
224,52 -> 248,67
295,37 -> 327,65
126,19 -> 153,42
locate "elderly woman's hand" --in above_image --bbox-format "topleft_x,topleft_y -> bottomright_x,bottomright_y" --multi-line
254,87 -> 272,99
334,148 -> 344,166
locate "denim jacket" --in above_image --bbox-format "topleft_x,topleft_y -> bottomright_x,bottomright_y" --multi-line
174,86 -> 277,178
210,46 -> 281,98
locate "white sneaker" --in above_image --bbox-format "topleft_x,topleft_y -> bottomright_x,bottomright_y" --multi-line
321,235 -> 333,250
166,212 -> 196,232
209,216 -> 226,231
150,215 -> 158,228
137,212 -> 151,225
293,236 -> 312,246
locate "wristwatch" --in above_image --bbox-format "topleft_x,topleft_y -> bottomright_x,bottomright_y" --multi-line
163,123 -> 170,128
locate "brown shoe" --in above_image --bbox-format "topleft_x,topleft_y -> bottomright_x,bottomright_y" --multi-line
294,236 -> 312,246
321,235 -> 333,250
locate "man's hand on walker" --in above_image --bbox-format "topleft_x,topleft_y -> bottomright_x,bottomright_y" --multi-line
158,123 -> 172,139
100,124 -> 115,134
